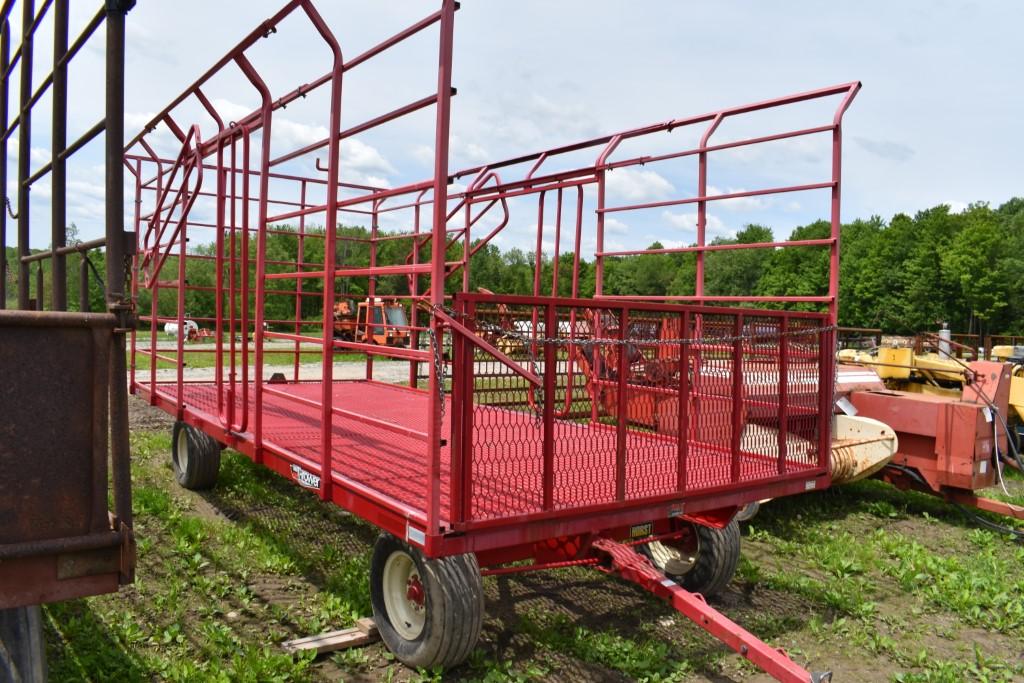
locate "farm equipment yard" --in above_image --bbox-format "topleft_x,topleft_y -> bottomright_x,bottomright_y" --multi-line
40,389 -> 1024,682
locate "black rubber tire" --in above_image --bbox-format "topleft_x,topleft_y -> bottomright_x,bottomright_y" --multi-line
370,534 -> 483,669
171,421 -> 221,490
644,520 -> 741,598
0,606 -> 47,682
734,500 -> 761,523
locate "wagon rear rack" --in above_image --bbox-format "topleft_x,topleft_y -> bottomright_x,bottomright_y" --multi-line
125,1 -> 860,678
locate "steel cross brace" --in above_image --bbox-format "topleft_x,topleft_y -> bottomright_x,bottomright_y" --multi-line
590,538 -> 831,683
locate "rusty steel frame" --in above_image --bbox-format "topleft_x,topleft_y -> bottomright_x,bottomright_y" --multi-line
0,0 -> 135,610
124,3 -> 859,679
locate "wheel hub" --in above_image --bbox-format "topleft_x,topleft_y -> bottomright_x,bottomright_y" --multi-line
382,550 -> 427,640
406,575 -> 425,608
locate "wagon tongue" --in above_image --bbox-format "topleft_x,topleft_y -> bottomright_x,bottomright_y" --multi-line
590,538 -> 828,683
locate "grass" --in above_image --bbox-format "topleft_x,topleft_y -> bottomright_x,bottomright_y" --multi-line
40,407 -> 1024,682
130,347 -> 367,370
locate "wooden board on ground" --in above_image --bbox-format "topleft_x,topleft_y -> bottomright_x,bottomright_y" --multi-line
281,617 -> 379,656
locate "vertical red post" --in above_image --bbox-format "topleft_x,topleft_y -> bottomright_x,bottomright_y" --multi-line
696,114 -> 723,300
461,199 -> 471,292
408,191 -> 424,388
235,55 -> 274,463
239,130 -> 250,433
777,316 -> 789,475
426,0 -> 457,537
129,159 -> 142,391
461,299 -> 477,521
214,142 -> 227,420
594,171 -> 605,296
449,298 -> 466,523
301,1 -> 345,503
294,180 -> 307,382
551,188 -> 562,296
542,302 -> 557,510
366,199 -> 380,380
615,305 -> 629,500
730,313 -> 744,483
175,197 -> 187,417
817,326 -> 834,473
676,309 -> 690,492
148,160 -> 163,401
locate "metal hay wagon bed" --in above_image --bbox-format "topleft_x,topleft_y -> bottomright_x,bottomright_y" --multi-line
127,2 -> 858,680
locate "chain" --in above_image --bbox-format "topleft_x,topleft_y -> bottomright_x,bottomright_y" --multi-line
431,303 -> 836,349
4,196 -> 17,220
426,326 -> 446,420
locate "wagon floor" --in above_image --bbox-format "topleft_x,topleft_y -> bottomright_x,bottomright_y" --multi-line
155,380 -> 817,525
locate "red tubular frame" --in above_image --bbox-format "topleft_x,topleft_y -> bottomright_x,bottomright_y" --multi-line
124,4 -> 858,679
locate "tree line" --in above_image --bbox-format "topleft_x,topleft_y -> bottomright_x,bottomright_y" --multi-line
7,197 -> 1023,336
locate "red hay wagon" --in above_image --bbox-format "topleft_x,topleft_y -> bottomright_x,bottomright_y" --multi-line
126,2 -> 858,679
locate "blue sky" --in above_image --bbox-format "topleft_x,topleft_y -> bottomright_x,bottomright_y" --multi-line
9,1 -> 1022,257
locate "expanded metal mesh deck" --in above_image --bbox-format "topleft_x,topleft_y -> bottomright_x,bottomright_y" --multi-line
158,380 -> 819,524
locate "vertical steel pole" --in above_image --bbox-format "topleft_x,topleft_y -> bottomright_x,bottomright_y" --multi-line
696,114 -> 723,302
777,316 -> 789,475
730,313 -> 743,483
366,200 -> 379,380
676,309 -> 690,492
408,192 -> 423,388
614,306 -> 628,501
551,188 -> 562,296
294,179 -> 306,382
0,20 -> 8,310
542,302 -> 556,510
300,1 -> 344,504
129,159 -> 142,389
51,0 -> 69,310
16,0 -> 34,310
234,55 -> 274,464
426,0 -> 456,539
594,171 -> 605,296
106,0 -> 134,529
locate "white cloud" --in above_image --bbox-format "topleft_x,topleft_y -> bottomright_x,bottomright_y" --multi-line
411,144 -> 433,166
661,209 -> 728,235
604,217 -> 629,234
125,111 -> 157,130
210,99 -> 252,123
340,138 -> 396,177
605,167 -> 675,202
945,200 -> 968,213
361,175 -> 392,189
707,185 -> 768,211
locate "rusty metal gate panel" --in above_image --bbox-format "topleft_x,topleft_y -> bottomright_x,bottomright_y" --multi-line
0,311 -> 134,609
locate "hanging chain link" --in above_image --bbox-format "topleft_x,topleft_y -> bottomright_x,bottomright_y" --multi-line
431,303 -> 836,349
4,196 -> 18,220
426,326 -> 447,420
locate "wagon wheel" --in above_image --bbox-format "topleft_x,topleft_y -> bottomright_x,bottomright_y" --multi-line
734,500 -> 761,522
370,534 -> 483,669
171,421 -> 221,490
641,520 -> 740,598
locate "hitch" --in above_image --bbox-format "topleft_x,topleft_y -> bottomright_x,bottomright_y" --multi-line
590,538 -> 830,683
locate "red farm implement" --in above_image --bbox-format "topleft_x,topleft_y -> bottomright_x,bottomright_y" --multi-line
126,2 -> 859,679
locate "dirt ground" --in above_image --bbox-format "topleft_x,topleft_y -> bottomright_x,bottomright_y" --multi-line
41,394 -> 1024,682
